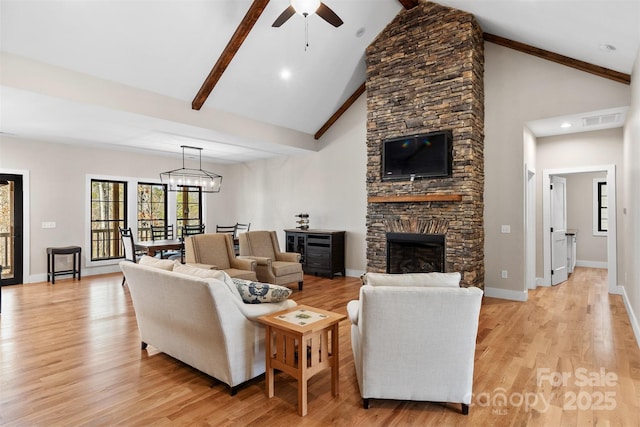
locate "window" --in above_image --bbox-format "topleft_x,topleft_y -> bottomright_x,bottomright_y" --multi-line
91,179 -> 127,260
593,178 -> 608,236
137,183 -> 167,241
176,186 -> 202,236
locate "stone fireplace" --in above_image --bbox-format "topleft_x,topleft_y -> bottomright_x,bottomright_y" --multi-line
365,2 -> 484,288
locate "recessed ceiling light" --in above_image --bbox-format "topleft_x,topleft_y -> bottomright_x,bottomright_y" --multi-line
599,43 -> 617,52
560,122 -> 572,129
280,69 -> 292,80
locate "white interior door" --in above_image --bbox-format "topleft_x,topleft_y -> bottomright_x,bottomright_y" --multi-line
550,176 -> 568,285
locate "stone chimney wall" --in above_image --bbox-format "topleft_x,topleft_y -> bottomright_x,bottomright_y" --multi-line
365,1 -> 485,288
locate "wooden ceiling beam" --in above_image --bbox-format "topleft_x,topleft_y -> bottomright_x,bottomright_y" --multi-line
314,82 -> 366,140
484,33 -> 630,85
192,0 -> 271,110
398,0 -> 419,9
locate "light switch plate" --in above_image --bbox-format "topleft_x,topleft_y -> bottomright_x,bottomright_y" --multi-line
42,221 -> 56,229
501,225 -> 511,233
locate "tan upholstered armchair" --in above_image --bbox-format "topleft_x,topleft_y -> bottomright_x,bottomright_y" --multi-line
184,233 -> 257,281
238,230 -> 304,290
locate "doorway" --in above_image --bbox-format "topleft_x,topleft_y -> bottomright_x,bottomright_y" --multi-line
0,173 -> 24,285
541,165 -> 618,294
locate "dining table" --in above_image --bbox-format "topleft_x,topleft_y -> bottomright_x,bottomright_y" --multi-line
135,239 -> 183,258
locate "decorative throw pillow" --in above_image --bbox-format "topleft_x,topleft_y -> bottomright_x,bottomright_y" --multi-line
138,255 -> 176,271
232,278 -> 292,304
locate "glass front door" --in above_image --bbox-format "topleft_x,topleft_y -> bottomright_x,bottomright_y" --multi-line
0,174 -> 23,285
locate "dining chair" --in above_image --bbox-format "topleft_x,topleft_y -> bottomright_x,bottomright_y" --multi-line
151,224 -> 175,240
182,223 -> 206,238
119,226 -> 138,286
180,223 -> 206,262
216,224 -> 237,235
150,224 -> 180,259
234,222 -> 250,236
233,223 -> 251,255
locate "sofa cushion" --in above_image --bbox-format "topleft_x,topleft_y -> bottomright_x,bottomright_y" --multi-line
173,263 -> 242,301
138,255 -> 176,271
364,272 -> 461,288
232,278 -> 292,304
271,261 -> 302,276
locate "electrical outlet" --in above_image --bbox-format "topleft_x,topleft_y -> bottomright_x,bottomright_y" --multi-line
501,225 -> 511,233
42,221 -> 56,229
501,270 -> 508,279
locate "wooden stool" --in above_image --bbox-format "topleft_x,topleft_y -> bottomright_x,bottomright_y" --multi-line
47,246 -> 82,284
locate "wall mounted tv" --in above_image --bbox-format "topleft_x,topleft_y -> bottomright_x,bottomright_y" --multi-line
382,130 -> 453,181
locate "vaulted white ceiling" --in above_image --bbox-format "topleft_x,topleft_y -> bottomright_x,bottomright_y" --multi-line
1,0 -> 638,162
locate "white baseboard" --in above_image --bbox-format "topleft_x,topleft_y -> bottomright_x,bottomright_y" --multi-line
484,286 -> 528,302
27,264 -> 121,284
576,260 -> 608,269
345,269 -> 365,279
619,286 -> 640,349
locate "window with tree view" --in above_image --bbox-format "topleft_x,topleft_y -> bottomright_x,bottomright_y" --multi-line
137,183 -> 167,241
176,186 -> 202,236
91,179 -> 127,261
597,181 -> 608,233
593,178 -> 608,236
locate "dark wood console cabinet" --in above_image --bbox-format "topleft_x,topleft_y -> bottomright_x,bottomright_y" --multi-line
284,229 -> 345,278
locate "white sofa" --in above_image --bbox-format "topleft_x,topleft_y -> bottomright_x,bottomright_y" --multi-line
347,272 -> 483,414
120,260 -> 296,394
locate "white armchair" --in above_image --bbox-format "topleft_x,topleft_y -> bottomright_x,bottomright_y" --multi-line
347,272 -> 483,414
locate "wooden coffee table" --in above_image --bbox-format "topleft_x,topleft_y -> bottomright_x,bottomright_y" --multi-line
258,304 -> 346,416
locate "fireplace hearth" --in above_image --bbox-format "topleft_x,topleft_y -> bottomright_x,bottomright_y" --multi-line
386,233 -> 445,274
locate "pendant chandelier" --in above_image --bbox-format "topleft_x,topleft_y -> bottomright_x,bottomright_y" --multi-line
160,145 -> 222,193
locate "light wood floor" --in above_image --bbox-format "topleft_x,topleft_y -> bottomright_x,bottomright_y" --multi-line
1,267 -> 639,426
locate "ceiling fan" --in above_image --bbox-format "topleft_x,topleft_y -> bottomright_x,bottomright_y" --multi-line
272,0 -> 344,28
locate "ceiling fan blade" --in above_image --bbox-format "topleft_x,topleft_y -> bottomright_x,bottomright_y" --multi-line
272,5 -> 296,27
316,2 -> 343,27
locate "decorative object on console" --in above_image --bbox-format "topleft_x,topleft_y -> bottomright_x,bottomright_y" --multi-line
160,145 -> 222,193
295,213 -> 309,230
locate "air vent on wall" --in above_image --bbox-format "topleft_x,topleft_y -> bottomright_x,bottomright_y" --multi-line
582,113 -> 620,127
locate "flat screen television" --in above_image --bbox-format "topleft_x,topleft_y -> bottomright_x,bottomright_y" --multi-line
382,130 -> 452,181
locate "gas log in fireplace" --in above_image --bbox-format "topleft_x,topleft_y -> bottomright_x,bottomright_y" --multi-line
386,233 -> 445,274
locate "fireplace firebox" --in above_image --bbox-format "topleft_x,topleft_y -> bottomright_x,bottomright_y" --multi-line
386,233 -> 445,274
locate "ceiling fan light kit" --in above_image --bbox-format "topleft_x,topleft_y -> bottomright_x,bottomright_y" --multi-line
272,0 -> 343,28
292,0 -> 320,16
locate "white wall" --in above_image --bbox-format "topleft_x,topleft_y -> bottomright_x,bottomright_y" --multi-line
621,47 -> 640,346
483,42 -> 630,300
221,95 -> 368,276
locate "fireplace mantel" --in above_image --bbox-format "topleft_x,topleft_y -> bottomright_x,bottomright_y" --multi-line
368,194 -> 463,203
